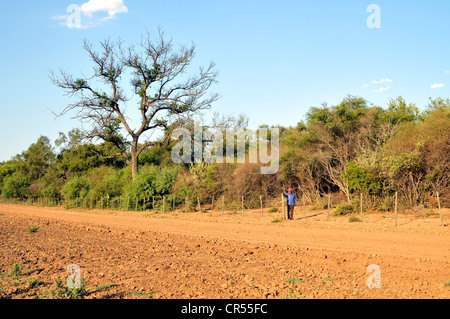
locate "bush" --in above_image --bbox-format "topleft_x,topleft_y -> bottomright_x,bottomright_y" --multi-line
333,203 -> 356,216
125,165 -> 179,200
1,173 -> 30,198
88,166 -> 124,199
349,216 -> 362,223
312,200 -> 329,210
61,176 -> 90,200
268,207 -> 279,213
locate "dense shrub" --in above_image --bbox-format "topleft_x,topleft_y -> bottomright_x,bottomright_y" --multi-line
1,173 -> 30,198
333,203 -> 356,216
125,165 -> 179,200
61,176 -> 90,200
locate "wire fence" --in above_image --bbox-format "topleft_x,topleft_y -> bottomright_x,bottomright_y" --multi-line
0,191 -> 444,225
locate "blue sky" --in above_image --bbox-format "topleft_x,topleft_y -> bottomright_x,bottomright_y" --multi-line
0,0 -> 449,161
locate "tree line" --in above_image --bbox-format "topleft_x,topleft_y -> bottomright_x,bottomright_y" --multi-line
1,95 -> 449,212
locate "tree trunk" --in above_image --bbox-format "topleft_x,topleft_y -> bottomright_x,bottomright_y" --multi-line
131,138 -> 139,180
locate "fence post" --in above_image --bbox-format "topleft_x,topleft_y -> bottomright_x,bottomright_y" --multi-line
260,195 -> 263,217
173,196 -> 175,211
303,194 -> 306,219
197,197 -> 201,213
395,192 -> 398,227
211,196 -> 214,216
222,196 -> 224,216
327,193 -> 331,220
185,196 -> 188,212
437,192 -> 443,226
152,196 -> 155,211
242,195 -> 244,216
143,197 -> 146,211
135,197 -> 138,211
282,193 -> 285,220
126,197 -> 130,211
360,193 -> 363,221
163,196 -> 166,214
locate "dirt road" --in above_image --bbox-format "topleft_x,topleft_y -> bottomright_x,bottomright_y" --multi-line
0,204 -> 449,299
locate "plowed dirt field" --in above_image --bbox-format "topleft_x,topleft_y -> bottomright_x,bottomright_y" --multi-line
0,204 -> 449,299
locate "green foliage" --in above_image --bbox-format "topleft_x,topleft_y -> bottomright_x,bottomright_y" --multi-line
27,225 -> 39,233
349,216 -> 362,223
125,165 -> 179,200
1,94 -> 449,211
285,277 -> 307,284
0,262 -> 25,279
95,283 -> 118,291
342,162 -> 381,195
27,278 -> 43,288
128,290 -> 158,297
39,277 -> 87,299
1,173 -> 30,198
333,203 -> 356,216
62,176 -> 90,200
87,166 -> 125,199
383,96 -> 419,125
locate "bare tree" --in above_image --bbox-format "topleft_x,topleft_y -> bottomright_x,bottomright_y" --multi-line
51,30 -> 219,180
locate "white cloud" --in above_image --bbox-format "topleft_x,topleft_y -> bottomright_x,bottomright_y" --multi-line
52,1 -> 128,29
445,70 -> 449,75
372,78 -> 392,84
430,83 -> 445,89
81,0 -> 128,20
372,86 -> 391,93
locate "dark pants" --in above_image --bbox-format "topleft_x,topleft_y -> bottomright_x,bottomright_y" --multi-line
287,205 -> 295,220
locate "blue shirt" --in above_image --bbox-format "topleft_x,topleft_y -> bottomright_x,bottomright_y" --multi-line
284,193 -> 296,206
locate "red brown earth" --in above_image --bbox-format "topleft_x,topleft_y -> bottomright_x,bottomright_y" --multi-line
0,203 -> 449,299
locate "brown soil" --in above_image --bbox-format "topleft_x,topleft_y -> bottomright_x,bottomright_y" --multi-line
0,203 -> 449,299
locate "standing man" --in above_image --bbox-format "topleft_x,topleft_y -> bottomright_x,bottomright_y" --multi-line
282,188 -> 296,220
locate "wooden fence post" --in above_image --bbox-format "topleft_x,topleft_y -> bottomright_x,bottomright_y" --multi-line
260,195 -> 263,217
282,193 -> 285,220
327,193 -> 331,220
211,196 -> 214,216
222,196 -> 224,216
197,197 -> 201,212
126,197 -> 130,211
437,192 -> 443,226
242,195 -> 244,216
360,193 -> 363,221
303,194 -> 306,219
163,195 -> 166,214
395,192 -> 398,227
185,196 -> 188,213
